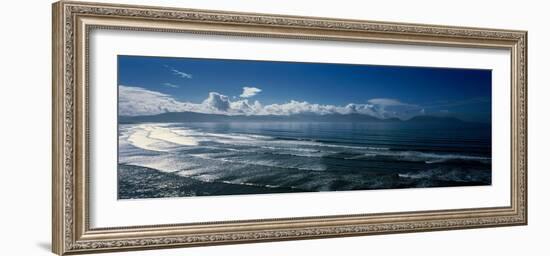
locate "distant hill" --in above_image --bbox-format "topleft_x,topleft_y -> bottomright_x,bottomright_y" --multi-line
119,111 -> 400,123
118,111 -> 476,124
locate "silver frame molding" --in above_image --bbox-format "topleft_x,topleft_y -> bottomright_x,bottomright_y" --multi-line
52,1 -> 527,255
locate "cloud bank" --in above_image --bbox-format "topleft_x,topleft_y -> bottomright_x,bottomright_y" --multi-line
119,85 -> 416,119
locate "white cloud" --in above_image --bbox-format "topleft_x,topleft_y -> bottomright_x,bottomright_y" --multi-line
118,86 -> 202,116
119,85 -> 415,119
366,98 -> 420,119
163,82 -> 179,88
240,87 -> 262,98
257,101 -> 376,117
202,92 -> 231,111
165,65 -> 192,79
367,98 -> 409,107
230,99 -> 263,114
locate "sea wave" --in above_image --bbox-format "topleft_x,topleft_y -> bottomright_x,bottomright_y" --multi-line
123,123 -> 391,152
344,151 -> 490,164
190,152 -> 328,172
398,167 -> 491,184
121,123 -> 490,166
118,122 -> 492,197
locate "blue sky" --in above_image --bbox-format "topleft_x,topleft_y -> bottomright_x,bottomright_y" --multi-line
118,55 -> 491,122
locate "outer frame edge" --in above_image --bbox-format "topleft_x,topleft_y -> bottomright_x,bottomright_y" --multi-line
54,1 -> 528,254
52,1 -> 66,255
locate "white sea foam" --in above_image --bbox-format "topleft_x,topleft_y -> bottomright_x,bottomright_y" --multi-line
118,123 -> 492,195
200,132 -> 272,141
125,124 -> 198,152
152,124 -> 393,154
145,125 -> 198,146
122,124 -> 490,166
398,167 -> 491,183
345,150 -> 490,163
127,128 -> 169,152
196,133 -> 389,152
119,154 -> 201,173
190,152 -> 328,172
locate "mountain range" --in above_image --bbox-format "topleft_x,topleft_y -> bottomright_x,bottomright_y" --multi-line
119,111 -> 472,125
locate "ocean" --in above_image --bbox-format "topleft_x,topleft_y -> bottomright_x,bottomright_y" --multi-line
117,121 -> 491,199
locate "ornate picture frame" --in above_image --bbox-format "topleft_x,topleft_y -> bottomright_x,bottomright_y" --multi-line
52,1 -> 527,255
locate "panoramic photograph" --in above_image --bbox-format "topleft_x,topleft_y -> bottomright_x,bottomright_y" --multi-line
117,55 -> 492,199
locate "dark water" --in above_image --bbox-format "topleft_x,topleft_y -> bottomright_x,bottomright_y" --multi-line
118,122 -> 491,199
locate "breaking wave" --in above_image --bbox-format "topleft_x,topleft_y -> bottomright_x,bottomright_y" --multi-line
118,122 -> 492,196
